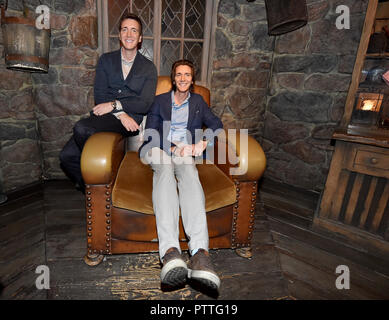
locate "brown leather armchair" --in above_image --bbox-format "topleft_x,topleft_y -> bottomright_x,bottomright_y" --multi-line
81,76 -> 266,266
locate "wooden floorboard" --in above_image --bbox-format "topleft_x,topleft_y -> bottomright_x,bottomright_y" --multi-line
0,179 -> 291,300
2,178 -> 386,300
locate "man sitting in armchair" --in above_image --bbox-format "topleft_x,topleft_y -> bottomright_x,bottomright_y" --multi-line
139,60 -> 223,292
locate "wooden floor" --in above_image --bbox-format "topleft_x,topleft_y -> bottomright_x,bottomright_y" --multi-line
0,180 -> 290,300
1,179 -> 388,300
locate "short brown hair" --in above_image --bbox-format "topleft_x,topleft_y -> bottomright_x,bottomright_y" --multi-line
170,59 -> 196,92
119,13 -> 143,36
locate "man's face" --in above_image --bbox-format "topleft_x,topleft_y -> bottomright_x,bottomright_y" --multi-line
119,19 -> 142,51
174,65 -> 193,94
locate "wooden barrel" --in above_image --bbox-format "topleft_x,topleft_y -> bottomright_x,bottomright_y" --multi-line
1,9 -> 50,72
264,0 -> 308,35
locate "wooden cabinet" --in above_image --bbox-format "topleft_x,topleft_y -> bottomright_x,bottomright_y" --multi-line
314,0 -> 389,261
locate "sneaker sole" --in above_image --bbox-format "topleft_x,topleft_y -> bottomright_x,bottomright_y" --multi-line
161,259 -> 188,286
188,269 -> 220,290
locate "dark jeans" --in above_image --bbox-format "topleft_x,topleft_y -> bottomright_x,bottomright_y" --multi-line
60,113 -> 137,188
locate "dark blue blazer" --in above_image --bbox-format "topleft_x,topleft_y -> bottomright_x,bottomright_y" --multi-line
139,91 -> 223,157
94,49 -> 157,124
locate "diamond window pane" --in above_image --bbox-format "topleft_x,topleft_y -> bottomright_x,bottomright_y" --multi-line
108,0 -> 154,38
160,40 -> 180,76
131,0 -> 154,37
185,0 -> 205,39
139,39 -> 154,61
108,0 -> 130,36
161,0 -> 183,38
184,41 -> 203,79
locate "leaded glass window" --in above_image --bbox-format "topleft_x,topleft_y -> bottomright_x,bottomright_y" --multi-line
97,0 -> 216,85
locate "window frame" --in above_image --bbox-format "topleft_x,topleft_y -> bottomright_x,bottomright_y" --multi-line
97,0 -> 218,87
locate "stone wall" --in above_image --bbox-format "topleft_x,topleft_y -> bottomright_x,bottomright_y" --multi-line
0,0 -> 98,192
0,2 -> 41,192
32,0 -> 98,180
211,0 -> 368,192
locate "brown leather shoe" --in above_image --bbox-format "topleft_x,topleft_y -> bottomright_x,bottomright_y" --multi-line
188,249 -> 220,290
161,247 -> 188,287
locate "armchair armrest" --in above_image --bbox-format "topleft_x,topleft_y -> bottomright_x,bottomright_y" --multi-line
81,132 -> 125,185
214,130 -> 266,181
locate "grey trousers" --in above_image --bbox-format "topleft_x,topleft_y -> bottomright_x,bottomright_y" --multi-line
144,148 -> 209,260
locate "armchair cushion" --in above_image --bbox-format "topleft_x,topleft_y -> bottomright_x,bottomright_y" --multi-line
112,152 -> 236,214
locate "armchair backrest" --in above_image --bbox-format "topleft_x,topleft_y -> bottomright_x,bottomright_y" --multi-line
156,76 -> 210,106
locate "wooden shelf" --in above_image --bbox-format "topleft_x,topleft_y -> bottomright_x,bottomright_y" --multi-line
365,52 -> 389,58
333,127 -> 389,148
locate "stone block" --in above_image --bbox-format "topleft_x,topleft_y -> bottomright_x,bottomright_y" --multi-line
0,122 -> 26,140
212,71 -> 239,88
250,23 -> 275,52
308,0 -> 330,21
330,93 -> 347,122
338,55 -> 356,74
235,70 -> 269,89
39,117 -> 77,143
284,159 -> 326,191
49,48 -> 84,66
2,139 -> 41,164
31,67 -> 58,85
227,87 -> 266,119
69,16 -> 98,49
218,0 -> 240,18
273,55 -> 337,73
282,140 -> 326,165
304,74 -> 351,92
215,29 -> 233,58
311,124 -> 338,140
309,15 -> 364,55
263,112 -> 310,144
0,66 -> 32,90
50,13 -> 68,30
275,73 -> 305,90
34,85 -> 91,117
228,20 -> 251,36
269,91 -> 332,123
275,26 -> 311,54
241,3 -> 267,22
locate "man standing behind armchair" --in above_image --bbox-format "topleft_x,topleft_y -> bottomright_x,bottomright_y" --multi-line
60,13 -> 157,192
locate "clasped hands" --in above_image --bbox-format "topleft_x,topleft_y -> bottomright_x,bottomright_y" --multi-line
92,102 -> 139,132
172,140 -> 208,157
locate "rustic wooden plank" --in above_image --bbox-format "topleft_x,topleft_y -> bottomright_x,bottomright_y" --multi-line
330,170 -> 351,220
268,217 -> 389,276
344,173 -> 364,224
341,0 -> 379,126
359,176 -> 378,228
318,142 -> 348,219
272,231 -> 389,299
278,252 -> 381,299
264,205 -> 312,229
371,179 -> 389,232
260,178 -> 319,213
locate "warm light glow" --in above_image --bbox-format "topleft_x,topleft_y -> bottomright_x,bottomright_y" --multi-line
356,93 -> 383,112
361,100 -> 376,111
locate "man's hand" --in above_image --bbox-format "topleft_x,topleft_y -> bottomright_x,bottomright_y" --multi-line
92,102 -> 113,116
118,113 -> 140,132
192,140 -> 207,157
171,144 -> 193,157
